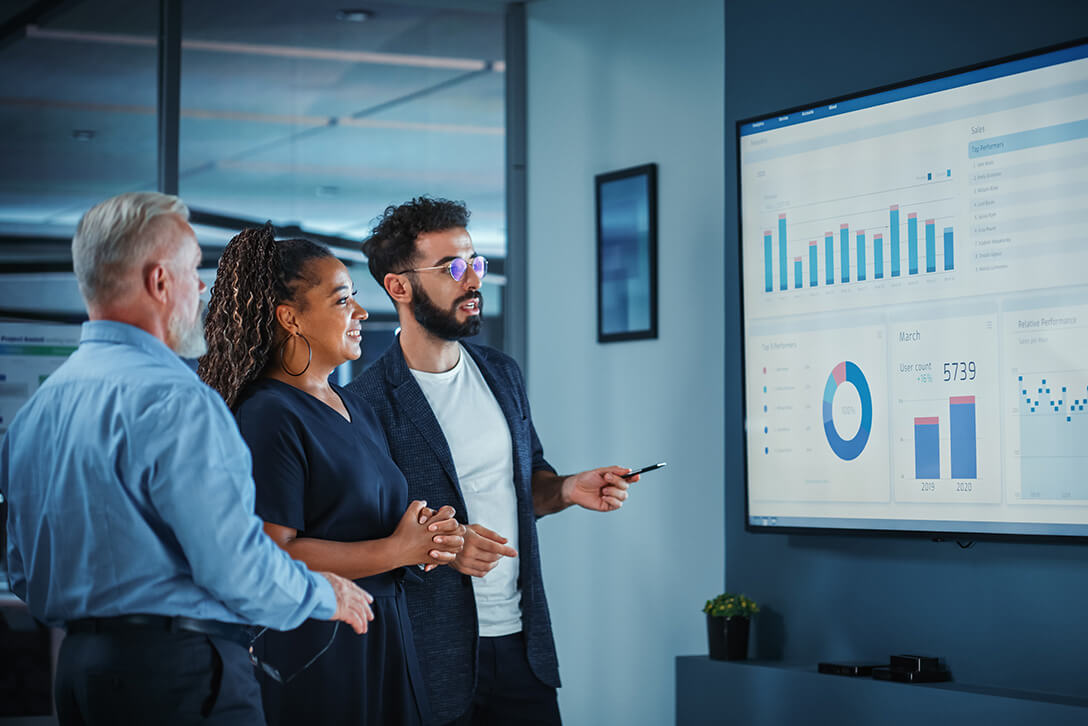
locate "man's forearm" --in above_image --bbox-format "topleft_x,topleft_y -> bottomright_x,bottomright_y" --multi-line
532,469 -> 571,516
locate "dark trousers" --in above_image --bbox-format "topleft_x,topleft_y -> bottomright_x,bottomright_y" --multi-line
445,633 -> 561,726
55,628 -> 264,726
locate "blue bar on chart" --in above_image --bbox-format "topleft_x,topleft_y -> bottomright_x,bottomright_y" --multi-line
925,219 -> 936,273
793,257 -> 802,289
824,233 -> 834,285
873,233 -> 884,279
944,227 -> 954,271
949,395 -> 977,479
840,223 -> 850,283
908,212 -> 919,275
856,230 -> 866,281
764,230 -> 773,292
914,416 -> 941,479
808,241 -> 818,287
779,213 -> 788,291
889,205 -> 901,277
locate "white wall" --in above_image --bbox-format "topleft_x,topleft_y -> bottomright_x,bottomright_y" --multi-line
525,1 -> 725,723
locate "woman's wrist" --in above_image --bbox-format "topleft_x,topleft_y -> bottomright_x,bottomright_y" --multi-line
361,535 -> 406,572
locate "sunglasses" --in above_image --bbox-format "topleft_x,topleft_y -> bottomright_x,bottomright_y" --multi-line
397,255 -> 487,282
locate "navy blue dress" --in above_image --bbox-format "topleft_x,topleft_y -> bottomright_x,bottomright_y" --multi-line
235,379 -> 430,726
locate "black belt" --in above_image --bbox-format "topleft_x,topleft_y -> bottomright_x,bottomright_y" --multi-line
66,615 -> 252,647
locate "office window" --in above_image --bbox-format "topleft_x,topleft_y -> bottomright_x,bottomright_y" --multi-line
178,3 -> 509,369
0,2 -> 509,365
0,1 -> 159,321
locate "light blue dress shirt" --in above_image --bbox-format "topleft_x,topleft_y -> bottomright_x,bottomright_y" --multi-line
0,320 -> 336,628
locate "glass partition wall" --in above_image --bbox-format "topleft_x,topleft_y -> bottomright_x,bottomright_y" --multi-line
178,2 -> 509,374
0,0 -> 510,375
0,6 -> 512,713
0,2 -> 161,322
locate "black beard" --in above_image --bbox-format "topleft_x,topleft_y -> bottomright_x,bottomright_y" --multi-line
412,286 -> 483,341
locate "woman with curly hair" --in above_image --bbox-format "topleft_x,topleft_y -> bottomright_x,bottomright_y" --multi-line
198,226 -> 464,725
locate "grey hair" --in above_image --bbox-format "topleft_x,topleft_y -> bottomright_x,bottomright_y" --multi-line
72,192 -> 191,306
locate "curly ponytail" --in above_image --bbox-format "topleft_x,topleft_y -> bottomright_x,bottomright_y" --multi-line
198,226 -> 332,408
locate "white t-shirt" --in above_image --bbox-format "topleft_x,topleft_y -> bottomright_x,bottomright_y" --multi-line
410,345 -> 522,637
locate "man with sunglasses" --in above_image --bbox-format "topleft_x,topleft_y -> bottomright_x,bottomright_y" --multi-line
348,197 -> 638,725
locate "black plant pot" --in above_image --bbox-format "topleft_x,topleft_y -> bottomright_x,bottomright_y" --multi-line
707,614 -> 750,661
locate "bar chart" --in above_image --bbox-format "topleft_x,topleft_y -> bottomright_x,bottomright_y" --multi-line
913,396 -> 977,480
889,314 -> 1000,504
761,205 -> 954,294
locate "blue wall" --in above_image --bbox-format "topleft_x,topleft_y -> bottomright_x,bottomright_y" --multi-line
725,0 -> 1088,699
526,1 -> 725,723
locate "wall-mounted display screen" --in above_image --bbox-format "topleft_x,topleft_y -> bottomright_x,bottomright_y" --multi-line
739,40 -> 1088,537
0,322 -> 80,440
0,321 -> 81,583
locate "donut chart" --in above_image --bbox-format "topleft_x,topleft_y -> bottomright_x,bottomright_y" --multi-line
822,361 -> 873,461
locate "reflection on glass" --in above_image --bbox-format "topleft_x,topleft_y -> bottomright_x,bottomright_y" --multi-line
178,5 -> 508,353
0,2 -> 159,230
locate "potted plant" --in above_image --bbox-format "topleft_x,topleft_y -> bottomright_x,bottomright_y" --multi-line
703,592 -> 759,661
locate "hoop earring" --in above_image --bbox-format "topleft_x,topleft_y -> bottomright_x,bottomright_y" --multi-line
279,333 -> 311,376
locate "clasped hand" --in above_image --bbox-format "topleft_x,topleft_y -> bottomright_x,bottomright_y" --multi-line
393,500 -> 465,570
415,509 -> 518,578
448,523 -> 518,578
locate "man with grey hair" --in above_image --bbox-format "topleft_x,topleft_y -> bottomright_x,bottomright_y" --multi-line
1,192 -> 375,725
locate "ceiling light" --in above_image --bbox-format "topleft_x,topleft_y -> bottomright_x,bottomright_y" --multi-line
336,9 -> 373,22
72,129 -> 95,141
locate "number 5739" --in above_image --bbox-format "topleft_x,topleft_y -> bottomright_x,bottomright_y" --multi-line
943,361 -> 976,381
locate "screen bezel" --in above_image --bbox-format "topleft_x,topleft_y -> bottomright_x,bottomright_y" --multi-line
735,37 -> 1088,541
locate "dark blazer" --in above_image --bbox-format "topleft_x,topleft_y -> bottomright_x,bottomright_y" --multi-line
347,339 -> 561,723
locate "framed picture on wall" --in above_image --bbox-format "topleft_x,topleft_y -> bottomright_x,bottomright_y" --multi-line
595,163 -> 658,343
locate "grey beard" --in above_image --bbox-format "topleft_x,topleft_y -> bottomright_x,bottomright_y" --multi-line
169,302 -> 208,359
